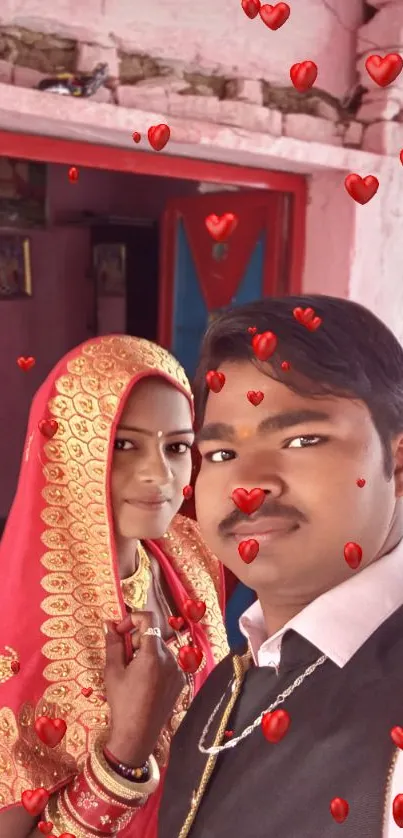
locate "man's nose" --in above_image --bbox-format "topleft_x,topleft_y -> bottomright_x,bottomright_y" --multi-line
228,452 -> 285,499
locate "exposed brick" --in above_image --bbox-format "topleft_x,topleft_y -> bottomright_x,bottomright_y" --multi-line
76,43 -> 119,79
343,121 -> 363,148
224,78 -> 264,106
283,113 -> 343,146
362,121 -> 403,155
166,93 -> 221,122
356,93 -> 401,123
14,64 -> 47,88
0,59 -> 12,84
217,100 -> 282,134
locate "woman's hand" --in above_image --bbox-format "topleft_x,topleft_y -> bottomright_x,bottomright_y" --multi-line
104,611 -> 186,766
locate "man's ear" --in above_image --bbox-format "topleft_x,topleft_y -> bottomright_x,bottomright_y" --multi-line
393,435 -> 403,497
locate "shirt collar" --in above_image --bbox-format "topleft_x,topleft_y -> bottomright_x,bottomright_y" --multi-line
239,540 -> 403,668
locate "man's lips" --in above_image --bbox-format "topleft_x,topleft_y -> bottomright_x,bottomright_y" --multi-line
228,518 -> 299,541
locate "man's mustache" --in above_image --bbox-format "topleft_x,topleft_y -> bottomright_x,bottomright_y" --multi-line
218,496 -> 306,535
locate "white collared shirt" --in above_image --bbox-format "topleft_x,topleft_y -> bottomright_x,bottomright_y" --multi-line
239,544 -> 403,837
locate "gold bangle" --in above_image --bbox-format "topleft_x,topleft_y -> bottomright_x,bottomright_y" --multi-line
91,735 -> 160,803
82,757 -> 134,811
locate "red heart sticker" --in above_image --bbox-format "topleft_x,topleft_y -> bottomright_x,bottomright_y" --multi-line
394,794 -> 403,827
281,361 -> 291,371
330,797 -> 349,823
21,788 -> 50,816
252,331 -> 277,361
356,478 -> 366,488
391,726 -> 403,749
178,644 -> 203,673
206,370 -> 226,393
400,149 -> 403,166
290,61 -> 318,92
247,390 -> 264,406
205,213 -> 238,243
148,124 -> 170,151
344,174 -> 379,205
261,709 -> 291,743
259,2 -> 290,30
293,307 -> 322,331
232,488 -> 265,515
17,356 -> 35,371
183,598 -> 206,623
38,822 -> 54,835
224,729 -> 234,738
168,616 -> 185,631
11,660 -> 20,674
343,542 -> 362,570
241,0 -> 260,18
38,419 -> 59,439
68,166 -> 79,183
238,539 -> 259,564
247,326 -> 257,335
182,484 -> 193,500
81,687 -> 93,698
132,131 -> 141,143
34,716 -> 67,748
365,53 -> 403,87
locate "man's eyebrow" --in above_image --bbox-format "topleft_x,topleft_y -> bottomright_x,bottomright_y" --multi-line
195,409 -> 332,444
117,424 -> 194,437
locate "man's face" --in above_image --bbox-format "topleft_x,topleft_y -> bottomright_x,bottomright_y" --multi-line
195,360 -> 402,604
111,377 -> 193,540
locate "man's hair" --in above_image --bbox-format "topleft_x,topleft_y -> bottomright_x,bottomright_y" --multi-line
193,295 -> 403,476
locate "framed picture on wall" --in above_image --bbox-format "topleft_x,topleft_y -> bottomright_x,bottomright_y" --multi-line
0,235 -> 32,299
93,243 -> 126,298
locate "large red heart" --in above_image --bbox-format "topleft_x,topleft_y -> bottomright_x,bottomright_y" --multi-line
183,599 -> 206,623
391,726 -> 403,749
205,213 -> 238,243
34,716 -> 67,748
17,356 -> 35,371
247,390 -> 264,406
365,53 -> 403,87
261,709 -> 291,742
344,173 -> 379,205
330,797 -> 349,824
343,541 -> 363,570
259,2 -> 290,30
293,307 -> 322,331
168,616 -> 185,631
394,794 -> 403,828
252,331 -> 277,361
206,370 -> 226,393
148,124 -> 170,151
178,644 -> 203,673
232,488 -> 265,515
38,822 -> 54,836
21,788 -> 49,816
238,539 -> 259,564
38,419 -> 59,439
290,61 -> 318,92
241,0 -> 261,18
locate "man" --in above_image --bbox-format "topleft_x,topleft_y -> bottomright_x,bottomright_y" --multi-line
157,294 -> 403,838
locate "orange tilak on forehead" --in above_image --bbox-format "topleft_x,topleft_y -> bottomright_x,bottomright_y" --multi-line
237,426 -> 255,441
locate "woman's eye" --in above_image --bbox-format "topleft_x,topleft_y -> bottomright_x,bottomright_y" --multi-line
204,450 -> 236,463
285,435 -> 323,449
114,439 -> 135,451
167,442 -> 192,455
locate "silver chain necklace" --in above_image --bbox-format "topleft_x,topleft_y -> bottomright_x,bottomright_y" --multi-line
198,653 -> 328,756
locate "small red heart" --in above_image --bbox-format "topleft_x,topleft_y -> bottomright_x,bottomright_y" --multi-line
281,361 -> 291,371
178,644 -> 203,674
68,166 -> 79,183
391,726 -> 403,749
232,488 -> 265,515
365,53 -> 403,87
81,687 -> 93,698
206,370 -> 226,393
293,307 -> 322,331
224,730 -> 234,738
183,598 -> 206,623
182,484 -> 193,500
400,149 -> 403,166
356,478 -> 366,488
241,0 -> 260,18
38,419 -> 59,439
343,542 -> 363,570
34,716 -> 67,748
148,123 -> 170,151
344,174 -> 379,205
252,331 -> 277,361
330,797 -> 349,824
205,213 -> 238,243
59,834 -> 76,838
259,2 -> 290,30
21,788 -> 50,816
238,539 -> 259,564
247,326 -> 257,335
38,822 -> 54,836
11,660 -> 20,674
261,709 -> 291,743
247,390 -> 264,406
290,61 -> 318,92
17,356 -> 35,371
132,131 -> 141,143
168,616 -> 185,631
394,794 -> 403,827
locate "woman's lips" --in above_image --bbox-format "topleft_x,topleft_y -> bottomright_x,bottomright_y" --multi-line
126,499 -> 168,511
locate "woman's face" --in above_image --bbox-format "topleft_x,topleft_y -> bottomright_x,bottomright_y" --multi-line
111,377 -> 194,540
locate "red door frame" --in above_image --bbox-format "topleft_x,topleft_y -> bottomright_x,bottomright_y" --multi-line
0,129 -> 307,303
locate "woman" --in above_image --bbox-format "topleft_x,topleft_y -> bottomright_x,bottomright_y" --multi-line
0,334 -> 229,837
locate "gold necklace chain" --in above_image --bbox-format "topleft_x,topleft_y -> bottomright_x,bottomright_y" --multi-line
120,542 -> 151,611
198,653 -> 327,756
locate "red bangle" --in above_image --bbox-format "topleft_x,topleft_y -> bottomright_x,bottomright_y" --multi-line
64,759 -> 134,835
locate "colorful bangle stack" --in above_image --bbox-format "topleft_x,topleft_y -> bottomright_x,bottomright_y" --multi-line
103,745 -> 150,783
